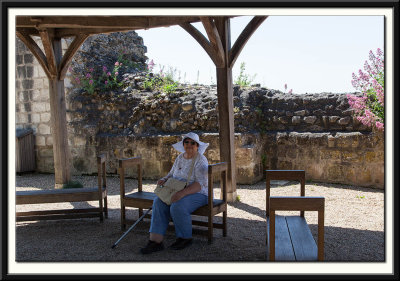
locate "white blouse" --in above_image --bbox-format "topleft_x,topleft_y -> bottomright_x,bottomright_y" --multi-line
163,153 -> 209,196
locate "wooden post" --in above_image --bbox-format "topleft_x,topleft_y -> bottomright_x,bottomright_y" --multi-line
48,37 -> 71,188
181,16 -> 267,202
17,28 -> 89,189
215,17 -> 237,202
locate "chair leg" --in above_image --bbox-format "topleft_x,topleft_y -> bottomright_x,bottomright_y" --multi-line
208,215 -> 213,244
223,211 -> 227,237
121,205 -> 126,230
99,199 -> 104,222
104,197 -> 108,218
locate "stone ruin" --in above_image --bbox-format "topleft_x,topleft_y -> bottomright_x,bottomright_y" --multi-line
15,31 -> 384,189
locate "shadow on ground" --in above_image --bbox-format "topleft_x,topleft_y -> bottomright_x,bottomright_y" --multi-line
15,207 -> 384,262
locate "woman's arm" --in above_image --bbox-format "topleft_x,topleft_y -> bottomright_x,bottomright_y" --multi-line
170,181 -> 201,203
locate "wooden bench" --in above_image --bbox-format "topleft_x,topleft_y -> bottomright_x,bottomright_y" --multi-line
16,154 -> 108,222
266,170 -> 325,261
119,156 -> 227,243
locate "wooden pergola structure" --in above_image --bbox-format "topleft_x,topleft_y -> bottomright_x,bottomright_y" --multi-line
16,15 -> 267,202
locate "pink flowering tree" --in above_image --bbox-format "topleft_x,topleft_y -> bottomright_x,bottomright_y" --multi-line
347,48 -> 384,131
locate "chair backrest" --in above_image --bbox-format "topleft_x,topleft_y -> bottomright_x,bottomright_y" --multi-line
118,157 -> 143,195
265,170 -> 305,217
208,162 -> 228,203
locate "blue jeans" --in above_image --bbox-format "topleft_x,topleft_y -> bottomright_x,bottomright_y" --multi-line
149,193 -> 208,239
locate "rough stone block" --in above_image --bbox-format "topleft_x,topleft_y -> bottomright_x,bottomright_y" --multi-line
205,149 -> 220,162
35,135 -> 46,146
320,149 -> 341,160
22,79 -> 34,90
143,160 -> 161,179
24,54 -> 34,64
16,55 -> 23,65
304,116 -> 317,124
40,112 -> 51,122
279,116 -> 289,124
277,160 -> 293,170
161,160 -> 173,175
39,148 -> 54,157
237,164 -> 263,184
292,116 -> 301,124
338,116 -> 351,125
16,113 -> 28,123
235,146 -> 254,165
33,79 -> 44,89
46,136 -> 53,146
31,113 -> 40,123
32,102 -> 47,112
17,66 -> 27,78
294,109 -> 306,116
38,124 -> 51,135
329,116 -> 340,123
328,136 -> 335,147
26,66 -> 34,78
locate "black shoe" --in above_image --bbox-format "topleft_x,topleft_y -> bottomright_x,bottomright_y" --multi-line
140,240 -> 164,255
170,238 -> 193,250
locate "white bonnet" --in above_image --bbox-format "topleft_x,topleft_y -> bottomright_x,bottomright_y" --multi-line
172,132 -> 209,155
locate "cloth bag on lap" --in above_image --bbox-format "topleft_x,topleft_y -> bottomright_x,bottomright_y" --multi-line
154,153 -> 198,205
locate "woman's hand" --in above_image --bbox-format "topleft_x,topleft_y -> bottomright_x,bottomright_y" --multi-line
157,178 -> 167,186
171,190 -> 185,203
170,182 -> 201,203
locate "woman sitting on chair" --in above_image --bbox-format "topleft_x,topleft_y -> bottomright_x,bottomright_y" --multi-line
140,132 -> 209,254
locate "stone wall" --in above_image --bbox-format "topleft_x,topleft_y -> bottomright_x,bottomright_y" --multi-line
15,37 -> 53,171
60,130 -> 384,188
15,33 -> 384,189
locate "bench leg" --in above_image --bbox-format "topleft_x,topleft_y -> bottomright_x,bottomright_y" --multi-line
223,211 -> 227,237
269,211 -> 275,261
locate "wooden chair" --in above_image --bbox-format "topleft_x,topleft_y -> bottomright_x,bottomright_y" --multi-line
119,157 -> 156,229
266,170 -> 325,261
16,154 -> 108,222
118,156 -> 228,243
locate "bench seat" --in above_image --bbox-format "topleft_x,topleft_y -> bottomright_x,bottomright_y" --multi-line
267,215 -> 318,261
16,187 -> 106,204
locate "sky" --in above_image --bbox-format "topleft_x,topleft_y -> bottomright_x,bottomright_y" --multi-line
137,15 -> 384,94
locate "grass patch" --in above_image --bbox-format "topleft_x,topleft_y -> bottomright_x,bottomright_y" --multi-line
63,181 -> 83,189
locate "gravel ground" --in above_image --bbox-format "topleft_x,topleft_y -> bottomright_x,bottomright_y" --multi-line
14,173 -> 385,265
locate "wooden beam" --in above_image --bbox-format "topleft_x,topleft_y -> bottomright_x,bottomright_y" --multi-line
179,22 -> 221,67
16,16 -> 204,29
59,33 -> 90,80
39,28 -> 57,78
229,16 -> 268,68
55,28 -> 129,38
200,17 -> 225,67
16,28 -> 52,78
